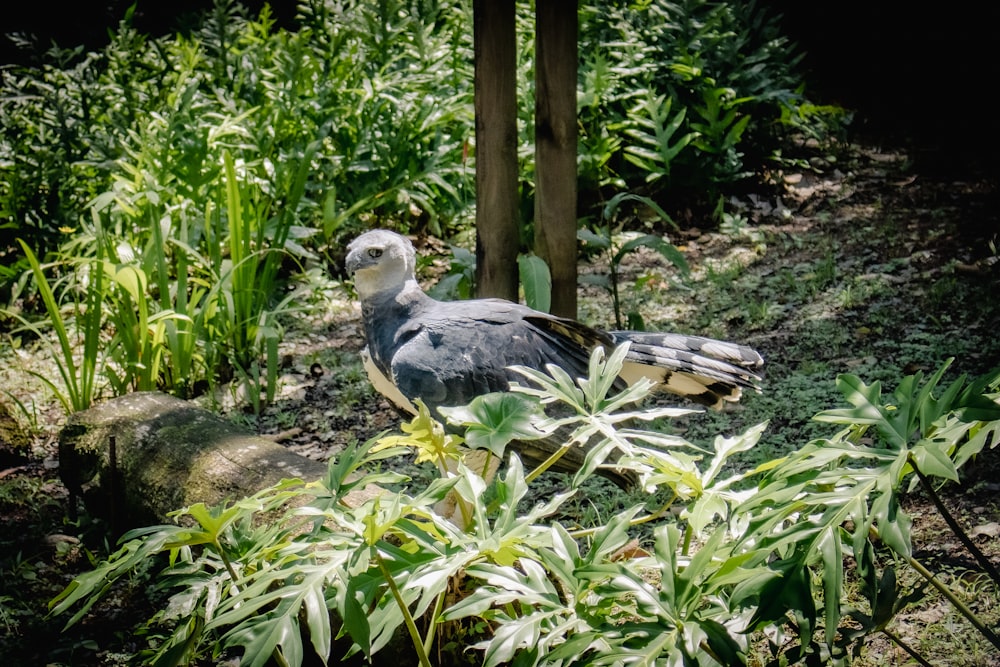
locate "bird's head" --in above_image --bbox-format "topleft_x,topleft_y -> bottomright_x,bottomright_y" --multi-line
345,229 -> 418,299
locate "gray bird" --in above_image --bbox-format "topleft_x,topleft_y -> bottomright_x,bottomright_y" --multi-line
345,229 -> 764,487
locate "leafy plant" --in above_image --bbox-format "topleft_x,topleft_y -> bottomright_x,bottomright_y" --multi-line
575,0 -> 842,214
49,349 -> 1000,666
579,191 -> 690,328
426,244 -> 476,301
2,236 -> 105,412
2,0 -> 841,308
689,86 -> 754,187
734,359 -> 1000,664
41,344 -> 754,665
427,243 -> 552,313
623,93 -> 698,185
517,253 -> 551,313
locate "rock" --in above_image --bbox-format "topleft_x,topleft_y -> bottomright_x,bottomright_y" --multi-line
0,400 -> 31,467
58,391 -> 380,527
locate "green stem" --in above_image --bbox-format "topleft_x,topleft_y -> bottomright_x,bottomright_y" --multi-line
908,453 -> 1000,588
569,495 -> 677,540
423,590 -> 446,660
375,549 -> 433,667
907,554 -> 1000,651
216,538 -> 289,667
609,245 -> 623,330
524,445 -> 571,485
215,539 -> 242,588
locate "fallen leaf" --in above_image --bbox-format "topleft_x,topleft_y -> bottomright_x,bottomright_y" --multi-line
970,522 -> 1000,539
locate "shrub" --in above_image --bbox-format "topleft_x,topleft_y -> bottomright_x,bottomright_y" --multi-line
50,352 -> 1000,665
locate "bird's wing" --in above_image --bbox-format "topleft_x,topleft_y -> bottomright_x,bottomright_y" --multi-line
385,300 -> 604,412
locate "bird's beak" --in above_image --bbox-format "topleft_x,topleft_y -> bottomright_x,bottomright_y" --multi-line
344,249 -> 364,277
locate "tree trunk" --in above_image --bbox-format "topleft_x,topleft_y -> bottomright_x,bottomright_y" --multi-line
534,0 -> 578,318
473,0 -> 520,302
58,392 -> 379,530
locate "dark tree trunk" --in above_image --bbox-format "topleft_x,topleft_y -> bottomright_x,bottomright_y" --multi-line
473,0 -> 520,302
533,0 -> 578,318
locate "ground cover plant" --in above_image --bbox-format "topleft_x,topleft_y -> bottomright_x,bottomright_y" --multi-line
2,0 -> 1000,665
39,342 -> 1000,666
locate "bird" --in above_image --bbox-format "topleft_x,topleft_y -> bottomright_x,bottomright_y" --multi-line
345,228 -> 764,489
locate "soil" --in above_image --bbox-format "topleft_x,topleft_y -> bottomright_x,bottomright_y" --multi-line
1,139 -> 998,665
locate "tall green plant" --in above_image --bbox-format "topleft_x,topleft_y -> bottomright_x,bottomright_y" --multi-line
100,261 -> 181,394
579,192 -> 689,329
575,0 -> 840,211
623,93 -> 698,184
46,345 -> 771,664
3,238 -> 105,412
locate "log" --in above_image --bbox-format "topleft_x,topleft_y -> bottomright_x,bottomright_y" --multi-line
58,391 -> 378,527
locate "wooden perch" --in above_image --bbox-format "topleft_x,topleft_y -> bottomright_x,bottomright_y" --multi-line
58,391 -> 379,527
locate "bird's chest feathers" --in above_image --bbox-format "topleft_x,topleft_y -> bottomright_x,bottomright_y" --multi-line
361,347 -> 417,415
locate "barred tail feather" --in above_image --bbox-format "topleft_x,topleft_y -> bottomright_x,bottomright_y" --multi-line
613,332 -> 764,408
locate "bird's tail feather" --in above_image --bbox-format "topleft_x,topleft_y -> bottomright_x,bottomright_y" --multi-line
614,331 -> 764,408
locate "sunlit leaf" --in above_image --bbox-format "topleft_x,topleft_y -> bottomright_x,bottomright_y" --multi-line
440,393 -> 545,458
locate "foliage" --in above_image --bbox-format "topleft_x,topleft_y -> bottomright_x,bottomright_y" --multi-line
0,0 -> 842,417
48,349 -> 1000,665
425,243 -> 552,313
1,0 -> 475,298
1,0 -> 840,317
576,0 -> 841,211
1,0 -> 477,409
426,243 -> 477,301
3,237 -> 104,412
579,192 -> 690,329
1,148 -> 305,412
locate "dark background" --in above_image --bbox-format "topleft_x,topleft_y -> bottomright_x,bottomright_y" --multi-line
2,1 -> 998,171
769,1 -> 999,171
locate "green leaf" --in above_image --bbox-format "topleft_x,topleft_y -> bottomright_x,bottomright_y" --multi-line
744,561 -> 816,635
339,568 -> 372,657
910,438 -> 959,482
871,490 -> 912,558
577,227 -> 611,250
518,253 -> 551,313
223,611 -> 301,667
303,584 -> 332,663
440,393 -> 546,458
816,375 -> 888,423
818,525 -> 843,647
614,234 -> 689,277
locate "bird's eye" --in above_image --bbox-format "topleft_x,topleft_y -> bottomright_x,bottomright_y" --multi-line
368,248 -> 383,259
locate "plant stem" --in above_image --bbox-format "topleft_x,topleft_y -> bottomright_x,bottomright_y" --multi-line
215,539 -> 242,587
524,445 -> 571,485
681,524 -> 694,557
908,453 -> 1000,588
609,245 -> 623,330
424,591 -> 446,660
376,549 -> 433,667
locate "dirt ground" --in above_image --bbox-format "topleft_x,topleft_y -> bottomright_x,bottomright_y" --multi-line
1,139 -> 998,665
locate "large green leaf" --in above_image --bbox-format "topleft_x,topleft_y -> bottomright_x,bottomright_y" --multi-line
518,253 -> 551,313
440,393 -> 546,458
